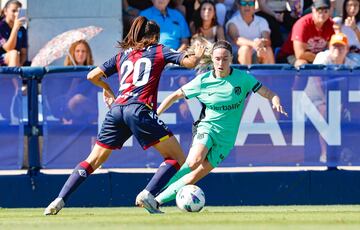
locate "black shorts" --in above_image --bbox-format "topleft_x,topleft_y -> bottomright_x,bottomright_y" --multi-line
96,103 -> 173,150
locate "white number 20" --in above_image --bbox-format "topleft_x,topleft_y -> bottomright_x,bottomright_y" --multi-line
119,57 -> 152,91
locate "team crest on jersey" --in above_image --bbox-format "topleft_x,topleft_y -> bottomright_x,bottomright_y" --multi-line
234,87 -> 242,95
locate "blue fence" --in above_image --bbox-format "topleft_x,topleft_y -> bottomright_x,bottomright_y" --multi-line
0,65 -> 360,169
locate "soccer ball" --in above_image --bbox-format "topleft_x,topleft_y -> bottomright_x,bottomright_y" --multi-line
176,185 -> 205,212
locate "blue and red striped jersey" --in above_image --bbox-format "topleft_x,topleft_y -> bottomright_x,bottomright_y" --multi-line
100,44 -> 185,109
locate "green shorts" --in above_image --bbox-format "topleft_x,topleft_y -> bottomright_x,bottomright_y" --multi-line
192,131 -> 232,168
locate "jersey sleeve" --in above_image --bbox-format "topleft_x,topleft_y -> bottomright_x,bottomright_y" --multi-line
99,54 -> 119,77
181,74 -> 202,99
162,45 -> 185,65
246,74 -> 262,93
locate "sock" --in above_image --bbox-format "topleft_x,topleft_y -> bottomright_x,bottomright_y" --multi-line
163,162 -> 191,189
145,158 -> 180,196
58,161 -> 94,202
156,177 -> 187,205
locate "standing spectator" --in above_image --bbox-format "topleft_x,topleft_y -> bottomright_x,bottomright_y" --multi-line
0,0 -> 27,67
190,0 -> 225,43
304,33 -> 356,163
226,0 -> 274,64
277,0 -> 334,67
256,0 -> 299,49
140,0 -> 191,51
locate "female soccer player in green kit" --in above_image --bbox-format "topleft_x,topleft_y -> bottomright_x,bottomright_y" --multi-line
139,40 -> 288,213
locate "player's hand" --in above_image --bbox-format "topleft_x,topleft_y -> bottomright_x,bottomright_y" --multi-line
272,95 -> 288,117
194,42 -> 206,59
103,88 -> 115,109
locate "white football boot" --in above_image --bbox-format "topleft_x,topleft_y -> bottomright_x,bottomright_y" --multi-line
135,190 -> 163,214
43,198 -> 65,215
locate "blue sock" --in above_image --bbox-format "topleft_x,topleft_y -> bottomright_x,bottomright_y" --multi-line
58,161 -> 94,202
145,158 -> 180,196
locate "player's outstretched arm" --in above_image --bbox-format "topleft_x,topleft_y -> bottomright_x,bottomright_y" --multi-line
257,85 -> 288,116
181,43 -> 206,68
157,89 -> 185,115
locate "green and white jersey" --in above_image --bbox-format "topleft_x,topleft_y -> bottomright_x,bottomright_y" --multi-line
181,68 -> 262,147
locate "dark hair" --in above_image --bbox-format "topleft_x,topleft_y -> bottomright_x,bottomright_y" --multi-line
192,0 -> 218,33
342,0 -> 360,24
212,40 -> 232,55
118,16 -> 160,50
0,0 -> 22,18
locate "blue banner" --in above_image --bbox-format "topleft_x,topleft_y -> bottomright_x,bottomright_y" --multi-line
40,66 -> 360,168
0,73 -> 24,169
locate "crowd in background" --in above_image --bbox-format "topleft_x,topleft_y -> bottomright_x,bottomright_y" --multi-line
1,0 -> 360,68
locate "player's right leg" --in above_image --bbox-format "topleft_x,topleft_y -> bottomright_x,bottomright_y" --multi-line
43,144 -> 112,215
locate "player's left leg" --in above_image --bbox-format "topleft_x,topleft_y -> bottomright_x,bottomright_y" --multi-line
155,159 -> 214,205
44,144 -> 112,215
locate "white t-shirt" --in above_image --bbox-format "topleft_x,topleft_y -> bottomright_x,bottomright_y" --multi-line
313,50 -> 357,66
341,22 -> 360,49
225,13 -> 270,40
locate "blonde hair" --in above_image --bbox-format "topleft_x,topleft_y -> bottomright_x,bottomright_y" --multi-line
64,39 -> 94,66
187,35 -> 213,73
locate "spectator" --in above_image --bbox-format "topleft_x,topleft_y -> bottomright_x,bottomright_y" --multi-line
226,0 -> 274,64
304,33 -> 356,163
190,0 -> 225,43
277,0 -> 334,67
256,0 -> 299,49
140,0 -> 191,51
0,0 -> 27,67
61,40 -> 96,124
337,0 -> 360,64
64,39 -> 93,66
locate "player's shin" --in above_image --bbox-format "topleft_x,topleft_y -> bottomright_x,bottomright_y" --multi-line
58,161 -> 94,202
145,158 -> 180,196
162,162 -> 191,189
156,177 -> 187,205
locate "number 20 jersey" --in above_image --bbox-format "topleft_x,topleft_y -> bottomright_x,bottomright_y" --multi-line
99,44 -> 185,109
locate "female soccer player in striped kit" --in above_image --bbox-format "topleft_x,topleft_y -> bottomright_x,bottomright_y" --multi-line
44,16 -> 205,215
141,40 -> 288,213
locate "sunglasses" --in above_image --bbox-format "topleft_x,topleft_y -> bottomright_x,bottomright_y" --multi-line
239,1 -> 255,7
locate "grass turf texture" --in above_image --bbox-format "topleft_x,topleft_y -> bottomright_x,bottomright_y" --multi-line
1,206 -> 360,230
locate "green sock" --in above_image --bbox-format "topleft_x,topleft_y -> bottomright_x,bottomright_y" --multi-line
156,177 -> 187,205
163,162 -> 191,189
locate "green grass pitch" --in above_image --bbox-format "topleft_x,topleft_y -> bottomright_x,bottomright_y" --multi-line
1,206 -> 360,230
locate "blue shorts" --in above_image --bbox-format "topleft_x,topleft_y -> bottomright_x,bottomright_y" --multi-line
96,103 -> 173,150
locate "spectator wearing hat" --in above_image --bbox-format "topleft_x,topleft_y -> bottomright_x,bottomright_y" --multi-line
276,0 -> 335,67
304,33 -> 356,164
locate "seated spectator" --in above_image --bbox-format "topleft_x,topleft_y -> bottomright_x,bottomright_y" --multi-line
256,0 -> 299,49
48,40 -> 97,124
0,0 -> 27,67
276,0 -> 334,67
336,0 -> 360,64
189,0 -> 225,43
140,0 -> 191,51
304,33 -> 355,163
226,0 -> 274,64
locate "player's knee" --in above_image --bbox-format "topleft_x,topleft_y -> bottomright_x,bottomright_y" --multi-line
187,158 -> 202,170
